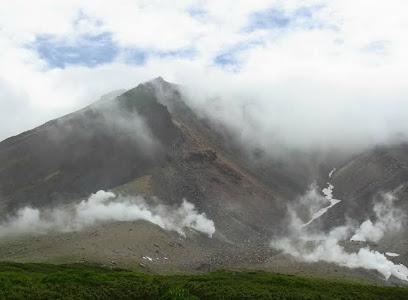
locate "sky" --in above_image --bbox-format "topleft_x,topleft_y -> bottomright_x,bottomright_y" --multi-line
1,0 -> 408,149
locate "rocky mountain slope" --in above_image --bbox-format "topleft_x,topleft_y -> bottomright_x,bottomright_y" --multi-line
0,78 -> 407,285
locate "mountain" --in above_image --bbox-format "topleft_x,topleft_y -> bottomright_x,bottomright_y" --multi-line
0,83 -> 179,210
0,77 -> 407,285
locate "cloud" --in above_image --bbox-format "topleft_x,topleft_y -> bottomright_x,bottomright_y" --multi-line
0,190 -> 216,238
271,190 -> 408,282
1,0 -> 408,153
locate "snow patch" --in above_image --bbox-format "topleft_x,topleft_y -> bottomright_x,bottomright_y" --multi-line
273,182 -> 407,282
301,179 -> 341,228
322,183 -> 334,200
386,252 -> 400,257
301,198 -> 341,228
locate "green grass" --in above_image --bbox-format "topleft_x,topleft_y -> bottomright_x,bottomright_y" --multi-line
0,262 -> 406,299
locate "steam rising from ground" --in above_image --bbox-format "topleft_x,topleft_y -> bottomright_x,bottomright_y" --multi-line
350,193 -> 404,242
271,187 -> 408,281
0,191 -> 215,238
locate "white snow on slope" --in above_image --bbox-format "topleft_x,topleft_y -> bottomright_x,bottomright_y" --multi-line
301,176 -> 341,228
322,183 -> 335,200
301,198 -> 341,227
277,168 -> 408,283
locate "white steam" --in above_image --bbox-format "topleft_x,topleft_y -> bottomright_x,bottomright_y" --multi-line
272,187 -> 407,282
0,191 -> 215,238
350,193 -> 404,242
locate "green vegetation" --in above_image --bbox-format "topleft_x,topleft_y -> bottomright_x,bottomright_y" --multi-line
0,262 -> 406,299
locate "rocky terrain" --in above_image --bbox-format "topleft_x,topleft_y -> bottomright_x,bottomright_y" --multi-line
0,77 -> 407,286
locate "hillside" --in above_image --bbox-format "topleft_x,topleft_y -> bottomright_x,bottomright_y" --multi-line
0,78 -> 407,286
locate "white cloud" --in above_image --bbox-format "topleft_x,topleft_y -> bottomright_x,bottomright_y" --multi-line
0,190 -> 216,238
1,0 -> 408,150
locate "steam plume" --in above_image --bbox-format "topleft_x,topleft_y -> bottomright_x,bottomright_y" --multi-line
271,189 -> 408,282
0,191 -> 215,238
350,193 -> 404,242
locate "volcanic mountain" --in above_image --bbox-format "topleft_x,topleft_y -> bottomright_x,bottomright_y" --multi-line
0,77 -> 407,285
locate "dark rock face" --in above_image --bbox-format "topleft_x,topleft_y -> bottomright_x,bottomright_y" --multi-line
322,144 -> 408,226
187,150 -> 217,168
115,83 -> 180,147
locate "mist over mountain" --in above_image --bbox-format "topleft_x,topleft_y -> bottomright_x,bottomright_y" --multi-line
0,77 -> 407,285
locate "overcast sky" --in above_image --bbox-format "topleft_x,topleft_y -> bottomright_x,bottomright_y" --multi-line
1,0 -> 408,149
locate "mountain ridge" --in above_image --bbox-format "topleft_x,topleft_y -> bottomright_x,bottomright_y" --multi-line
0,77 -> 407,285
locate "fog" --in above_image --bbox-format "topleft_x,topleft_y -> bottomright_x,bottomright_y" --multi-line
271,188 -> 408,282
0,190 -> 215,238
2,1 -> 408,155
177,80 -> 408,156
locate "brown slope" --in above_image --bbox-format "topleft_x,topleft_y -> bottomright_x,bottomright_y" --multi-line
0,79 -> 290,273
148,77 -> 311,202
0,77 -> 289,243
0,83 -> 181,212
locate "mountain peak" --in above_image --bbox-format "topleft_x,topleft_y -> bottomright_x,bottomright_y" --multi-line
149,76 -> 167,85
154,76 -> 165,81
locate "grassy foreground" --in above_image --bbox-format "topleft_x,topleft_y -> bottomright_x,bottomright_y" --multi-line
0,262 -> 407,299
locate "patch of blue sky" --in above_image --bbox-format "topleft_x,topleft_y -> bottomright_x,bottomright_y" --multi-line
187,5 -> 207,21
121,46 -> 197,65
155,47 -> 197,59
214,52 -> 239,67
248,8 -> 291,30
32,32 -> 118,69
245,5 -> 326,32
121,47 -> 148,65
213,40 -> 264,70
